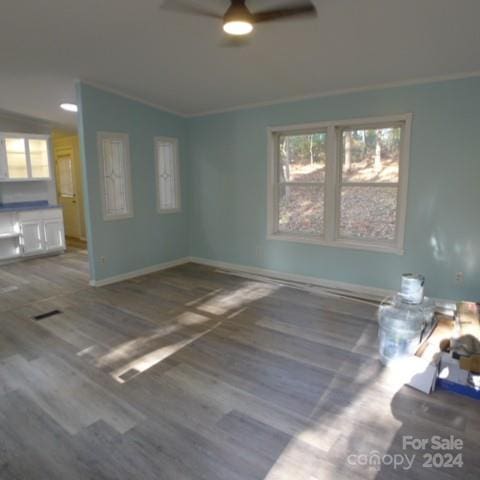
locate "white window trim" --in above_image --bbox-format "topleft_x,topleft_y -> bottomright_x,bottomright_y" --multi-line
154,136 -> 181,214
97,132 -> 134,221
267,114 -> 412,255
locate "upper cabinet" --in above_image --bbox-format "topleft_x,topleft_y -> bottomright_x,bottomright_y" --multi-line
0,133 -> 51,181
28,138 -> 50,178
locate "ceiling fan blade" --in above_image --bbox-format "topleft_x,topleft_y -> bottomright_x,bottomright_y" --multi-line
253,3 -> 316,23
159,0 -> 222,19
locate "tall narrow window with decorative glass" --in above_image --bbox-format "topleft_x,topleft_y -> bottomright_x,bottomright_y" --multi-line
155,137 -> 181,213
97,132 -> 133,221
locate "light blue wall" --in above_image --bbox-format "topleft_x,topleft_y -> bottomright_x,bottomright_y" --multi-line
77,79 -> 480,299
77,83 -> 189,281
187,77 -> 480,300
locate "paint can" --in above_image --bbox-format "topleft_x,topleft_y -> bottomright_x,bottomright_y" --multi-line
399,274 -> 425,304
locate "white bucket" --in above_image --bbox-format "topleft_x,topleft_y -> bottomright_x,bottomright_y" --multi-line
399,274 -> 425,304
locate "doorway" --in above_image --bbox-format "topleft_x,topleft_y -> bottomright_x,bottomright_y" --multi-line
52,131 -> 86,245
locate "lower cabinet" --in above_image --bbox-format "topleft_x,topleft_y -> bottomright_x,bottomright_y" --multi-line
20,220 -> 44,255
44,218 -> 65,251
19,209 -> 65,256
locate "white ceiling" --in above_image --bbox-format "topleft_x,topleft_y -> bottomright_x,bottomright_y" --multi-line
0,0 -> 479,127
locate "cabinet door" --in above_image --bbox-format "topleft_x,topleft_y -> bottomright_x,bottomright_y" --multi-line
43,219 -> 65,251
4,137 -> 29,179
21,220 -> 44,255
29,138 -> 50,178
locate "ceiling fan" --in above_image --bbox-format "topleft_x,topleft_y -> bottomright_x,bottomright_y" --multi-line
161,0 -> 317,36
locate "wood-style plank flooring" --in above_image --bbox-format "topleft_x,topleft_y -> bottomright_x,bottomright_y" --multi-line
0,249 -> 478,479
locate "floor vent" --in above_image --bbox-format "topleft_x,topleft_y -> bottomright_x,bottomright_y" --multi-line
33,309 -> 62,321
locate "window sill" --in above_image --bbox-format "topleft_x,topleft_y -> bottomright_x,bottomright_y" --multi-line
267,232 -> 404,255
103,212 -> 134,222
157,208 -> 182,215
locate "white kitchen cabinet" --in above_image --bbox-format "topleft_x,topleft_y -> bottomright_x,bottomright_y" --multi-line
0,133 -> 51,181
0,212 -> 21,260
0,207 -> 65,262
18,208 -> 65,257
20,220 -> 44,255
43,218 -> 65,251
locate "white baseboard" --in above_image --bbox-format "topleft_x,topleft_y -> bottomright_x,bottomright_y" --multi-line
188,256 -> 393,300
89,257 -> 190,287
88,255 -> 456,311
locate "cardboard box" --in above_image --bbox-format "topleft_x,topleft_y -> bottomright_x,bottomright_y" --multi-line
410,303 -> 480,398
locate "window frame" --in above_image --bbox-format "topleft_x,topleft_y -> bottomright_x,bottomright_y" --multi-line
97,131 -> 134,221
267,114 -> 412,255
154,136 -> 181,214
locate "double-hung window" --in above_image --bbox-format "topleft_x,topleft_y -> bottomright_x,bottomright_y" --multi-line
268,114 -> 411,253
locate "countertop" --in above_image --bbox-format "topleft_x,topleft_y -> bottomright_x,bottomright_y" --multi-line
0,201 -> 61,213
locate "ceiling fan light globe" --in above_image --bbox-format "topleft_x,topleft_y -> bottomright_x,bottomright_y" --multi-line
223,20 -> 253,35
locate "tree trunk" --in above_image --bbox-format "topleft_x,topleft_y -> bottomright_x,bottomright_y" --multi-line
309,135 -> 314,165
281,137 -> 290,200
344,131 -> 352,172
361,130 -> 367,157
374,129 -> 382,172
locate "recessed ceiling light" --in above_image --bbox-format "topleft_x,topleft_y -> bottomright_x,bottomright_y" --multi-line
60,103 -> 78,113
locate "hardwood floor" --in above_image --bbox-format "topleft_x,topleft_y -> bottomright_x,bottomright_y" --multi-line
65,236 -> 88,251
0,250 -> 478,479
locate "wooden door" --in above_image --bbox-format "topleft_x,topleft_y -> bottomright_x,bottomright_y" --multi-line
55,148 -> 82,239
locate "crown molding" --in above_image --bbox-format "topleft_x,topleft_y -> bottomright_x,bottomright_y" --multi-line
77,79 -> 187,118
184,70 -> 480,118
0,108 -> 55,128
78,70 -> 480,120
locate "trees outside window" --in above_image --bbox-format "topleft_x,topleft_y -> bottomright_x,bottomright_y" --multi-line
268,115 -> 411,254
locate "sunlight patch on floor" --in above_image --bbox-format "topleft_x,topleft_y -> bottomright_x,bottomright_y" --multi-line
84,282 -> 278,383
94,312 -> 212,370
111,321 -> 222,383
185,288 -> 224,307
263,369 -> 403,480
194,282 -> 279,315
